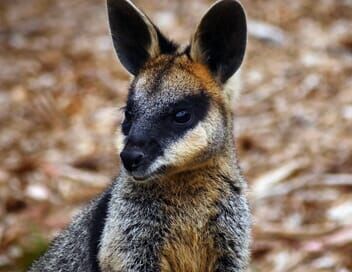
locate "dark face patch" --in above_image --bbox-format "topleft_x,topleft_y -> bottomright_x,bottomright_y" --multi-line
120,92 -> 210,179
117,54 -> 227,181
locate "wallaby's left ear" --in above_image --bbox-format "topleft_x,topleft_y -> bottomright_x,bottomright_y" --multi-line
190,0 -> 247,83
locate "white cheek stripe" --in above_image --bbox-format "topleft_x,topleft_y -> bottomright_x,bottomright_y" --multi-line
115,112 -> 221,177
150,123 -> 208,170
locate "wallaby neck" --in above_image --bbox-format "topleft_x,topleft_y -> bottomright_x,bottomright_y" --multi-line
118,140 -> 242,198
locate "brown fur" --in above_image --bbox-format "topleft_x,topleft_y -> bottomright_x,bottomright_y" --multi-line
158,169 -> 224,272
138,55 -> 224,103
133,153 -> 234,272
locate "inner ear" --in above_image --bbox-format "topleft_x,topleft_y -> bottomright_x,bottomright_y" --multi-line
107,0 -> 177,75
190,0 -> 247,83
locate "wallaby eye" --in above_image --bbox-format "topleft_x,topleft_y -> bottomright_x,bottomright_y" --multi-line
122,109 -> 133,135
124,110 -> 133,121
173,110 -> 191,124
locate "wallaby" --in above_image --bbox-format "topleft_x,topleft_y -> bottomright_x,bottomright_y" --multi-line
29,0 -> 251,271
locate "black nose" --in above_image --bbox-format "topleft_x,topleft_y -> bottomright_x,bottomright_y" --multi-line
120,148 -> 145,172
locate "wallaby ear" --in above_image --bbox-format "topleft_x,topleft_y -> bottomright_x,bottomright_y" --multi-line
107,0 -> 177,75
190,0 -> 247,83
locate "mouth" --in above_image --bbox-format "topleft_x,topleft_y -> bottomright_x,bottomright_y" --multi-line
132,175 -> 149,182
131,171 -> 157,182
129,165 -> 167,182
131,172 -> 156,183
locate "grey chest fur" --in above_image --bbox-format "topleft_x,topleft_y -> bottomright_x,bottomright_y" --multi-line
98,182 -> 169,272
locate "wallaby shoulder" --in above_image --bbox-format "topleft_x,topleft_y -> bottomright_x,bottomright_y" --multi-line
29,185 -> 113,272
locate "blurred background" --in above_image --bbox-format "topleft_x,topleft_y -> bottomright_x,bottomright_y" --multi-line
0,0 -> 352,271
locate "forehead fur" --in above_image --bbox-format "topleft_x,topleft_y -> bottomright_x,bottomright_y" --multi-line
131,54 -> 224,106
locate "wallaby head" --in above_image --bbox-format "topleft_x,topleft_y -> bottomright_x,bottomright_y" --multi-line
107,0 -> 247,182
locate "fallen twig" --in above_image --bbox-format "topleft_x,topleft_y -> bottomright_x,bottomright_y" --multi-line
254,174 -> 352,199
41,162 -> 111,188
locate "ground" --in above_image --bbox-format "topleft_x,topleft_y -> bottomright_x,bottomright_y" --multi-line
0,0 -> 352,271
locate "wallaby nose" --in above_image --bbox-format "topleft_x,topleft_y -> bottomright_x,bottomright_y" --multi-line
120,148 -> 145,172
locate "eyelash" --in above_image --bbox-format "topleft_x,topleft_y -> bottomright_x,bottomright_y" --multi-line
125,111 -> 132,120
121,106 -> 193,122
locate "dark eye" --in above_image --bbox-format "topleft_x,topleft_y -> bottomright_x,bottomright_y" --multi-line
173,110 -> 191,124
122,110 -> 133,135
124,110 -> 133,121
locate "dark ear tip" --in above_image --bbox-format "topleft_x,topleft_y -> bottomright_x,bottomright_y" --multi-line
202,0 -> 247,36
107,0 -> 133,11
210,0 -> 247,36
106,0 -> 117,6
211,0 -> 246,18
107,0 -> 120,12
216,0 -> 245,7
107,0 -> 125,4
191,0 -> 248,83
213,0 -> 247,17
